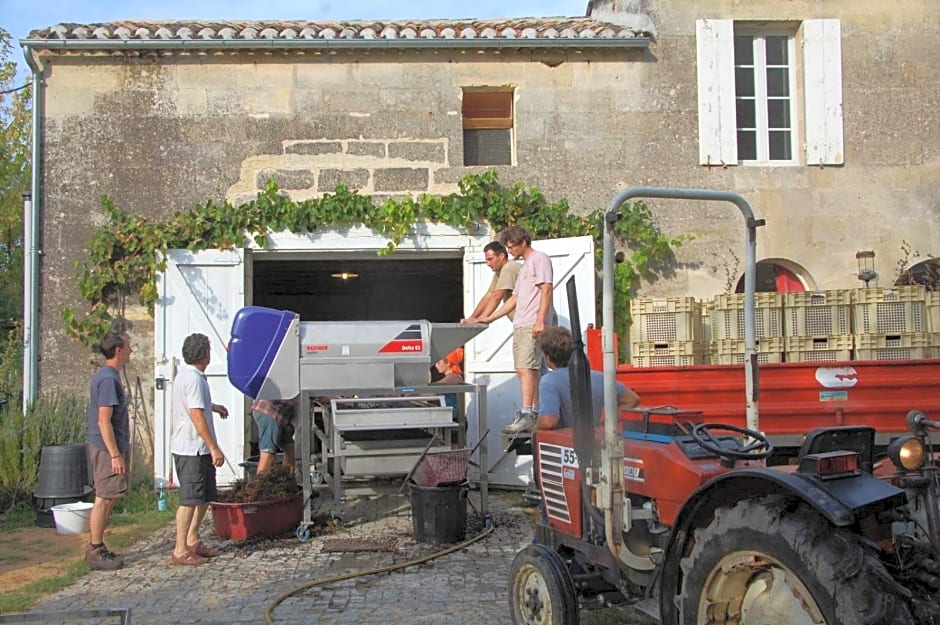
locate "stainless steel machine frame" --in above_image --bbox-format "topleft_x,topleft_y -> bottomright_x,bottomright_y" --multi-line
297,382 -> 488,534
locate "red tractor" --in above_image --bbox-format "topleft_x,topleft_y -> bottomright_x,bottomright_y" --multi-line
508,188 -> 940,625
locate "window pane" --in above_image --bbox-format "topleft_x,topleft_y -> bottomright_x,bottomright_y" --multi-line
464,128 -> 512,166
767,100 -> 791,129
736,99 -> 756,129
768,131 -> 792,160
766,68 -> 790,97
734,36 -> 754,65
765,36 -> 789,65
737,130 -> 757,160
735,68 -> 755,97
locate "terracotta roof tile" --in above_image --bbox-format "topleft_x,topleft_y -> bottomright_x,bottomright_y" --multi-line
28,17 -> 651,44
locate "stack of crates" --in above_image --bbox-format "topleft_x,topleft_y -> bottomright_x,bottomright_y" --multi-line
784,290 -> 854,362
853,286 -> 936,360
710,293 -> 785,364
630,297 -> 705,367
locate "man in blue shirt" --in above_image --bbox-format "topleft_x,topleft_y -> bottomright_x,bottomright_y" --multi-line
534,327 -> 639,431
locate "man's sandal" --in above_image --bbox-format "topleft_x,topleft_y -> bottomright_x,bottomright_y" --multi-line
187,541 -> 220,558
171,551 -> 208,566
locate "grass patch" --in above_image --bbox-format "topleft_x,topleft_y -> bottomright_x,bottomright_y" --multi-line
0,559 -> 88,614
0,482 -> 177,613
0,502 -> 35,532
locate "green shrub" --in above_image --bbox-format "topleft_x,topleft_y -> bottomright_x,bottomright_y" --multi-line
0,390 -> 86,512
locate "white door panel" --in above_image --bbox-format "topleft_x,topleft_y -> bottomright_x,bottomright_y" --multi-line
464,236 -> 595,486
154,249 -> 249,487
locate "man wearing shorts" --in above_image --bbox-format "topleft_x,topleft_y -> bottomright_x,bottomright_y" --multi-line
169,333 -> 229,566
251,398 -> 296,475
480,225 -> 556,433
86,331 -> 133,570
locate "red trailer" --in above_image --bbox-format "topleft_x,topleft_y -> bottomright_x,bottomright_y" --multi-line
587,329 -> 940,449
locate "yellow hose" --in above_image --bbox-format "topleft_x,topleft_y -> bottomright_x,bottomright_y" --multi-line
264,523 -> 495,625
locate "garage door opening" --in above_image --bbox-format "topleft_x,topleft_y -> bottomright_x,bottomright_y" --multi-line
251,255 -> 464,322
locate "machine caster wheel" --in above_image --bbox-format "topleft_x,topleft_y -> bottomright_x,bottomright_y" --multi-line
295,525 -> 312,542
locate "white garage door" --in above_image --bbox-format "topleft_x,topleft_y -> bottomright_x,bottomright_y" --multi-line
153,249 -> 251,487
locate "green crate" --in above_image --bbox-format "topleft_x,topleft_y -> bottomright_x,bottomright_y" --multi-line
853,286 -> 927,334
784,290 -> 853,336
631,341 -> 705,367
854,332 -> 938,361
710,293 -> 785,340
630,298 -> 703,344
712,338 -> 785,365
785,335 -> 853,362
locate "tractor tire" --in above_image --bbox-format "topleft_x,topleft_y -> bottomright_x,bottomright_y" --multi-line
509,544 -> 579,625
677,495 -> 913,625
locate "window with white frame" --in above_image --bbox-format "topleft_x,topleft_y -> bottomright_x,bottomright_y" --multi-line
696,19 -> 844,167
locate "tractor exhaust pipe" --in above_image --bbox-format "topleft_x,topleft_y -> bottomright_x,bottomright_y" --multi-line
566,277 -> 602,541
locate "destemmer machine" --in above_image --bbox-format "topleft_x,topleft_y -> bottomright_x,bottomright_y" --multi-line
226,306 -> 489,538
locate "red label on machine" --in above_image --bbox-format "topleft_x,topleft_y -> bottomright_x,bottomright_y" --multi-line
379,339 -> 423,353
379,324 -> 425,354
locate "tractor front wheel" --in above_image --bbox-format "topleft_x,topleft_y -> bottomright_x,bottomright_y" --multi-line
508,544 -> 579,625
677,496 -> 913,625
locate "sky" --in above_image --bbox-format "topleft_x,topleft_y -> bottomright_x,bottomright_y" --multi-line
2,0 -> 590,45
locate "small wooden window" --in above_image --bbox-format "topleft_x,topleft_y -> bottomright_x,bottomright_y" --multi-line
463,89 -> 513,166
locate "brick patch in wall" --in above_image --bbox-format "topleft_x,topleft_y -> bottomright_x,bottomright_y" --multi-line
388,142 -> 446,163
319,169 -> 370,192
347,142 -> 387,158
285,141 -> 343,155
373,168 -> 429,193
257,169 -> 315,191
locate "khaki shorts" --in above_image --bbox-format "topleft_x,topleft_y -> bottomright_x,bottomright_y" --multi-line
512,326 -> 542,370
89,444 -> 128,500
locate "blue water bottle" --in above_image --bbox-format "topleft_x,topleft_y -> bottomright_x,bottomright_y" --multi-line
157,485 -> 167,511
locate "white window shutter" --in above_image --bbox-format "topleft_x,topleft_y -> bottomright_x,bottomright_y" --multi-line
696,19 -> 737,166
803,19 -> 844,165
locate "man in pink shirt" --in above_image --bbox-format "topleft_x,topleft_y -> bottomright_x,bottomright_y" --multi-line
480,225 -> 555,433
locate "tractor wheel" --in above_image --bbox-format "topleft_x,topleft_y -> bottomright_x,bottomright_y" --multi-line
677,496 -> 913,625
509,544 -> 579,625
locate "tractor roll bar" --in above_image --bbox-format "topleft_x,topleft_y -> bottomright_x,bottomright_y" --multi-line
602,188 -> 765,434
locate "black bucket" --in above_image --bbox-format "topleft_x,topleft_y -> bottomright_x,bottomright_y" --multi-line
34,445 -> 91,499
409,480 -> 468,544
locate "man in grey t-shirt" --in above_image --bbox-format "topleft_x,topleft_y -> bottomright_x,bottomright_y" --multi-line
86,331 -> 132,570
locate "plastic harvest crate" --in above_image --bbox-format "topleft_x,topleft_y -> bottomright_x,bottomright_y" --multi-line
853,286 -> 928,334
709,293 -> 784,340
928,291 -> 940,333
631,341 -> 705,367
784,335 -> 854,362
784,290 -> 852,337
630,298 -> 703,343
854,333 -> 939,361
712,337 -> 785,365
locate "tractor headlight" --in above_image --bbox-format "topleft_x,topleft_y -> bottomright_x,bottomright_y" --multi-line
886,436 -> 926,471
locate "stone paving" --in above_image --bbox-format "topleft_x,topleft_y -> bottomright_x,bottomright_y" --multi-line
25,484 -> 538,625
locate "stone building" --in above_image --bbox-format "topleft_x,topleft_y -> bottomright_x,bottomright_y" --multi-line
20,0 -> 939,479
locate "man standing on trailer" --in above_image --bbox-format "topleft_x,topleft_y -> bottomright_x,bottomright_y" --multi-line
480,225 -> 556,434
462,240 -> 521,324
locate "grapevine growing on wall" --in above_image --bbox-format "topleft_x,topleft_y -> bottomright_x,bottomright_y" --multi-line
62,170 -> 687,355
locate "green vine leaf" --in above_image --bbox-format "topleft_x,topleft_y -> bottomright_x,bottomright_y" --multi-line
69,171 -> 688,351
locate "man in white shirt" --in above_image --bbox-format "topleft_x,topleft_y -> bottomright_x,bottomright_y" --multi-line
169,333 -> 229,565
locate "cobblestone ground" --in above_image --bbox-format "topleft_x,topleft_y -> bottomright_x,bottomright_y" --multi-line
26,484 -> 653,625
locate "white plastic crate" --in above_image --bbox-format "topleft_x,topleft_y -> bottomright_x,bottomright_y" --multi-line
710,293 -> 784,340
712,338 -> 785,365
630,298 -> 703,343
928,291 -> 940,333
785,335 -> 853,362
631,341 -> 705,367
784,290 -> 852,337
854,333 -> 939,361
853,286 -> 927,334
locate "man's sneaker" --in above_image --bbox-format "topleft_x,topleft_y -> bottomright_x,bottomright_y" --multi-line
504,410 -> 537,434
86,544 -> 124,571
502,410 -> 525,433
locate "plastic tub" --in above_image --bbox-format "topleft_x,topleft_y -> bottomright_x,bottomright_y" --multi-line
408,479 -> 468,544
50,501 -> 93,535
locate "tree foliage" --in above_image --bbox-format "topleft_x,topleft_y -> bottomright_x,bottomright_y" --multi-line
64,170 -> 687,353
0,28 -> 30,336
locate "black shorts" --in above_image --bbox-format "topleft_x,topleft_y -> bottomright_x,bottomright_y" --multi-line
173,454 -> 217,505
